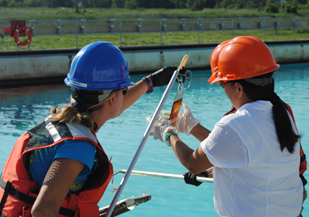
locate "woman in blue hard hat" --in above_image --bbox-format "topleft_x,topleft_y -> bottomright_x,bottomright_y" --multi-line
148,36 -> 303,217
0,41 -> 177,217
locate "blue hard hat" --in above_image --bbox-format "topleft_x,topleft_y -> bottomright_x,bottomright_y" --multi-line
65,41 -> 135,91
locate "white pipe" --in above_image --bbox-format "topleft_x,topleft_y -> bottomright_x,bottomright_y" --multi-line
116,169 -> 213,183
105,69 -> 180,217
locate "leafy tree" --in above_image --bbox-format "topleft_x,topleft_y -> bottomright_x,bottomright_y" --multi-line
0,0 -> 9,6
297,0 -> 307,3
101,0 -> 112,7
191,0 -> 206,10
129,0 -> 174,8
186,0 -> 195,8
283,3 -> 298,13
135,0 -> 148,8
173,0 -> 187,8
7,0 -> 17,6
265,2 -> 279,12
23,0 -> 40,7
125,0 -> 137,9
112,0 -> 125,8
205,0 -> 216,8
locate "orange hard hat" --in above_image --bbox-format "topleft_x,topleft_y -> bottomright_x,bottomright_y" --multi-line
208,36 -> 280,85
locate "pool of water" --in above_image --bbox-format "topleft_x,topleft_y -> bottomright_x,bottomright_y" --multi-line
0,64 -> 309,216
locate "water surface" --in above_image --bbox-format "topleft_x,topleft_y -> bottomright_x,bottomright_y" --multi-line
0,64 -> 308,216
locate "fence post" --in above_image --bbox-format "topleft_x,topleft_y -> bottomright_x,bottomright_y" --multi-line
232,19 -> 234,38
76,21 -> 78,49
277,18 -> 280,31
81,19 -> 86,35
57,20 -> 61,36
111,19 -> 115,34
240,18 -> 243,30
182,19 -> 186,32
293,18 -> 296,40
30,20 -> 36,37
197,19 -> 200,44
160,19 -> 163,45
221,18 -> 225,31
120,20 -> 122,47
138,19 -> 143,33
264,18 -> 266,41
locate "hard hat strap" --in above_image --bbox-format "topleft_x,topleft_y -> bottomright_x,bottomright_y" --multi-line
71,88 -> 113,105
244,77 -> 272,87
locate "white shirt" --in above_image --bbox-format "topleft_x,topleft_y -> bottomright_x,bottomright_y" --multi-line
200,100 -> 303,217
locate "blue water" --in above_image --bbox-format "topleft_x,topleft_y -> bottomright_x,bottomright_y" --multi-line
0,64 -> 309,216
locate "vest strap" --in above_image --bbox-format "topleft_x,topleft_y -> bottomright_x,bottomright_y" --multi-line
0,180 -> 11,214
301,154 -> 306,163
0,178 -> 75,217
300,174 -> 308,186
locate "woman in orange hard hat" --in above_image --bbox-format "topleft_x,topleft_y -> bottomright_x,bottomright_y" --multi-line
148,36 -> 303,217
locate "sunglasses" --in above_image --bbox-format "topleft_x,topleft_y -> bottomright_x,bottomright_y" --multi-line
122,87 -> 128,96
219,81 -> 226,88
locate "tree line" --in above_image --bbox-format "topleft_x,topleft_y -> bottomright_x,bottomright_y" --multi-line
0,0 -> 306,13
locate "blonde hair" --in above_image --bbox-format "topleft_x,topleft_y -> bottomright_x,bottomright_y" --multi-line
49,105 -> 97,131
49,88 -> 121,131
49,88 -> 109,131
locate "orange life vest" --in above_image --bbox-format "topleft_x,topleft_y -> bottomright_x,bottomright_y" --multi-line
0,120 -> 113,217
224,104 -> 307,177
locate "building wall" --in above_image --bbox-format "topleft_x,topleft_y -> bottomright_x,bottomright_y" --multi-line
0,41 -> 308,87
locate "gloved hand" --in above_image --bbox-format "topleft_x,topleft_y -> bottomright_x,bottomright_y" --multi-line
183,171 -> 209,186
162,103 -> 200,136
146,116 -> 179,146
150,66 -> 177,87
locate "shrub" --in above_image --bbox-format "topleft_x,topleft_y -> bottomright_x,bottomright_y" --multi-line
23,0 -> 40,7
7,0 -> 16,7
265,3 -> 279,13
125,0 -> 137,9
284,3 -> 298,14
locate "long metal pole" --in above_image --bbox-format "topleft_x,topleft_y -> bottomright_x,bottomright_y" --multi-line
105,55 -> 188,217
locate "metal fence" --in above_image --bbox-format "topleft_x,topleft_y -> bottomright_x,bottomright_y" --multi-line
1,17 -> 309,48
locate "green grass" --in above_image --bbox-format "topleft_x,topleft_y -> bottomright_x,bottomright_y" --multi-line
1,7 -> 308,51
0,7 -> 306,21
1,29 -> 309,51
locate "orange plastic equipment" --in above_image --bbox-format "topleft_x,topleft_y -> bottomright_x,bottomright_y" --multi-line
208,36 -> 280,85
13,26 -> 32,46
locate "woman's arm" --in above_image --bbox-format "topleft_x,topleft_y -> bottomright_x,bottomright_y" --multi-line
31,158 -> 85,217
117,76 -> 151,116
169,135 -> 213,175
117,67 -> 177,117
190,124 -> 211,142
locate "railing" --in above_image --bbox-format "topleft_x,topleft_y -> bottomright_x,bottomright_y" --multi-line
1,17 -> 309,48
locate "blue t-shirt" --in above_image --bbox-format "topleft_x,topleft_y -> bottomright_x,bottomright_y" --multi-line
29,139 -> 96,195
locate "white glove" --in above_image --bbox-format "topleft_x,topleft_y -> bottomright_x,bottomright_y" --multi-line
162,103 -> 200,136
146,116 -> 179,146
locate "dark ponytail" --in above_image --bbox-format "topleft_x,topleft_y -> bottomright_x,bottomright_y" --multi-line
236,72 -> 300,154
268,92 -> 300,153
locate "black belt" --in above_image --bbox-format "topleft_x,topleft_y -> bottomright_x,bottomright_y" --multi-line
0,177 -> 75,217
